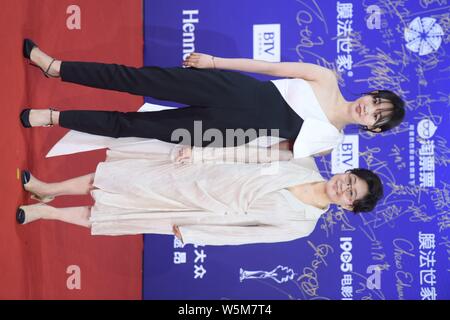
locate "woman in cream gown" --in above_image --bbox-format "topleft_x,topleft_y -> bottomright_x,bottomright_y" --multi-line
17,141 -> 382,246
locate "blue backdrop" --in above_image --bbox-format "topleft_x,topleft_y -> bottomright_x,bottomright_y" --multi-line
142,0 -> 449,300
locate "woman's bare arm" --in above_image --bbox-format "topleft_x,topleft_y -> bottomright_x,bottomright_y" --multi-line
183,53 -> 335,81
173,225 -> 183,243
171,144 -> 293,164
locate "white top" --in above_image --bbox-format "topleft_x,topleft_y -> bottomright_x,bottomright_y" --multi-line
271,78 -> 344,158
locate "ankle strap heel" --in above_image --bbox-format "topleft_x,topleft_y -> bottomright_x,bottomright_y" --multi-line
43,108 -> 58,127
19,108 -> 58,128
23,39 -> 60,78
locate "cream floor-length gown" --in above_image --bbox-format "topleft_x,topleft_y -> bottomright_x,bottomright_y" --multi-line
89,140 -> 328,246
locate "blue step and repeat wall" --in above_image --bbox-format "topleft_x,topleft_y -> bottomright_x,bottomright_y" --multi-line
142,0 -> 449,300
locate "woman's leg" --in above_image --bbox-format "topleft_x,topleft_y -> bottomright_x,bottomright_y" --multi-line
57,106 -> 269,146
25,106 -> 254,146
20,173 -> 95,226
59,63 -> 263,108
50,206 -> 91,227
29,47 -> 61,78
27,105 -> 284,147
25,109 -> 61,127
29,47 -> 263,108
24,173 -> 95,199
18,203 -> 92,227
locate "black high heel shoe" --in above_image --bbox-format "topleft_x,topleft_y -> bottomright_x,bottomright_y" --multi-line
23,38 -> 36,59
16,208 -> 26,224
21,170 -> 55,203
16,204 -> 47,225
20,108 -> 58,128
23,38 -> 59,78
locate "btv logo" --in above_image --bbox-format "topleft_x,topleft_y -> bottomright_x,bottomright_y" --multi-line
253,24 -> 280,62
331,135 -> 359,174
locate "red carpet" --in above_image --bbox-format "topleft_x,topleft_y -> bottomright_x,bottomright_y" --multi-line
0,0 -> 143,299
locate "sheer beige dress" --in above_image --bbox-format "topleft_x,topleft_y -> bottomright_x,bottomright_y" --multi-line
89,140 -> 328,246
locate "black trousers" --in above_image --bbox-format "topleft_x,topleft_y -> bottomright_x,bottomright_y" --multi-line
59,62 -> 303,147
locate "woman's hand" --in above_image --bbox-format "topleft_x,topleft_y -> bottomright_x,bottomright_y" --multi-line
271,140 -> 293,151
173,145 -> 193,164
172,225 -> 183,242
183,53 -> 215,69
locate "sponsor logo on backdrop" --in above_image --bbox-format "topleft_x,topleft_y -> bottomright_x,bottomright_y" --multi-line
253,24 -> 281,62
417,118 -> 437,140
409,125 -> 416,184
182,10 -> 199,60
336,2 -> 354,76
331,135 -> 359,174
340,240 -> 383,296
340,237 -> 353,300
405,17 -> 444,56
239,265 -> 295,283
173,238 -> 207,279
416,118 -> 437,187
418,232 -> 438,300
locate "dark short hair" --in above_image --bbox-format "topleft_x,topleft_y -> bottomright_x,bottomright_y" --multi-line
346,168 -> 383,213
360,90 -> 406,133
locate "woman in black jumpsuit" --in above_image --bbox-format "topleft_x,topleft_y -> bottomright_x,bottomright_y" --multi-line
57,62 -> 302,147
21,39 -> 405,149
